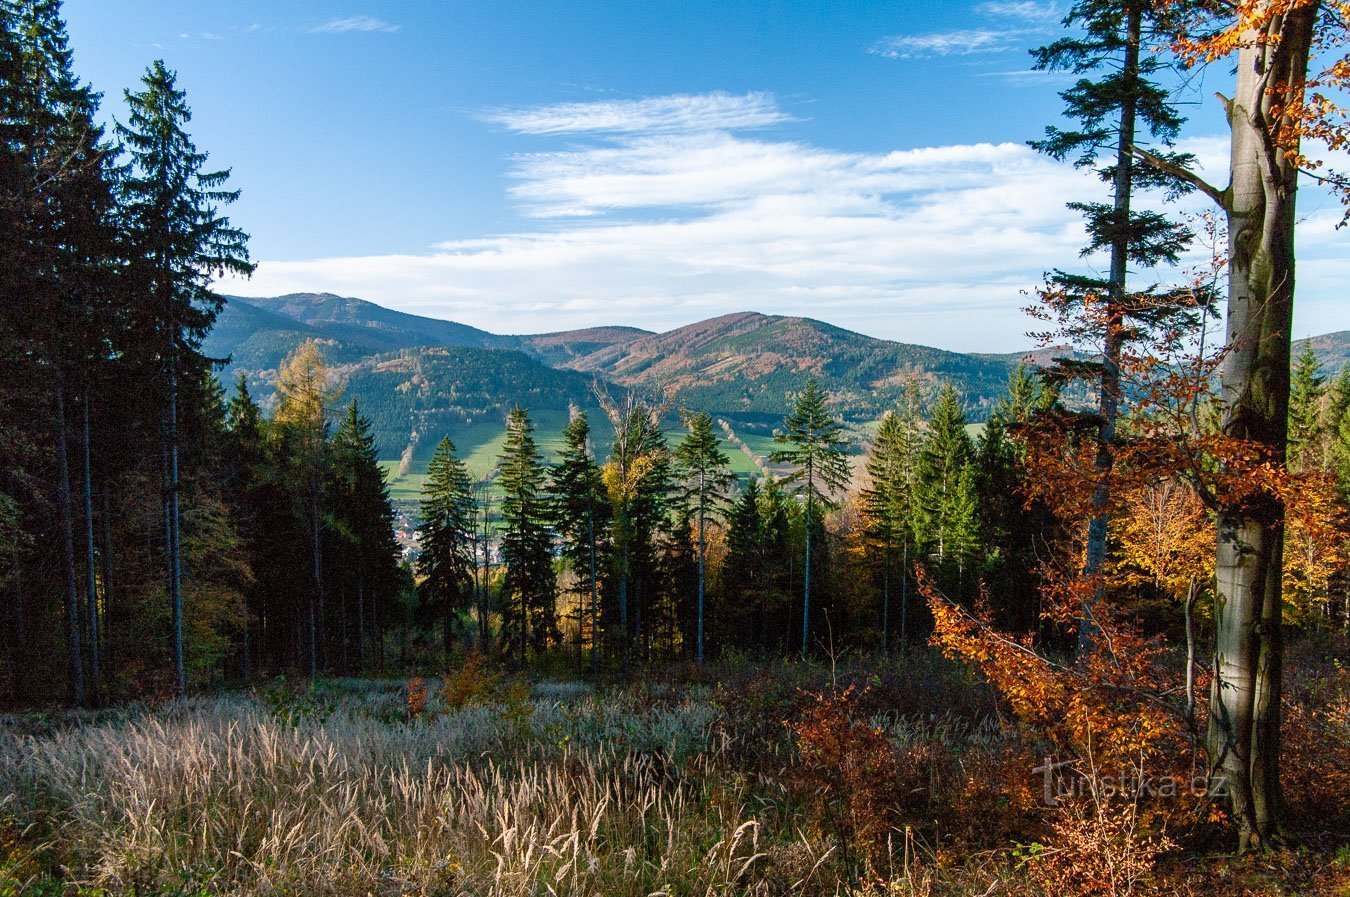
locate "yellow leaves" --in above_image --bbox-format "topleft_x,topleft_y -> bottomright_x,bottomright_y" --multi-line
1115,478 -> 1213,601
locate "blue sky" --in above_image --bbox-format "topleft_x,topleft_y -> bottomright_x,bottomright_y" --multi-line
64,1 -> 1347,351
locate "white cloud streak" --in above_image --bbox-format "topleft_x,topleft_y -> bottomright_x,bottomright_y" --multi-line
308,15 -> 399,35
869,29 -> 1023,59
480,91 -> 793,135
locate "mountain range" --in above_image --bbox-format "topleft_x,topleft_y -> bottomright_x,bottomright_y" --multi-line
204,292 -> 1350,497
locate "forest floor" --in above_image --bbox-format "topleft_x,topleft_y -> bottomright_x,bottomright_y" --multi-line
1,650 -> 1347,896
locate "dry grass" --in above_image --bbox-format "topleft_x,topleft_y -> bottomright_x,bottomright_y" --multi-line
2,657 -> 1346,897
0,681 -> 836,896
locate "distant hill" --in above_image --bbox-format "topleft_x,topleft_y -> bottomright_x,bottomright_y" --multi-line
206,293 -> 652,375
1297,330 -> 1350,373
563,312 -> 1022,423
209,291 -> 1350,486
338,345 -> 613,461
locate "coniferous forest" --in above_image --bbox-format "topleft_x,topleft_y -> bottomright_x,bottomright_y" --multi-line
2,2 -> 1350,895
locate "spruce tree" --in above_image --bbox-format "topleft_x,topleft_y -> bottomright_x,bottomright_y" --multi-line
770,378 -> 850,658
418,435 -> 476,655
273,340 -> 333,675
914,384 -> 979,586
860,404 -> 921,650
549,411 -> 609,673
497,406 -> 556,664
1031,0 -> 1200,655
2,0 -> 126,705
330,399 -> 399,670
673,410 -> 734,663
601,399 -> 672,670
1288,343 -> 1326,472
116,58 -> 252,696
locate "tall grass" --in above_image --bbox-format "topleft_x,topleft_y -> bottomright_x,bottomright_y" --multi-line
0,685 -> 832,896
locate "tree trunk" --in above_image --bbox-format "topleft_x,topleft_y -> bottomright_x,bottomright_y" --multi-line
697,485 -> 706,665
166,357 -> 185,700
100,488 -> 114,680
81,396 -> 100,695
309,485 -> 321,677
588,505 -> 599,676
802,490 -> 812,660
1079,4 -> 1140,658
55,381 -> 86,706
881,538 -> 890,654
1206,6 -> 1315,850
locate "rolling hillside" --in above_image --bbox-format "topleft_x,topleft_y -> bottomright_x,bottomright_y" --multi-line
208,292 -> 1350,511
563,312 -> 1023,423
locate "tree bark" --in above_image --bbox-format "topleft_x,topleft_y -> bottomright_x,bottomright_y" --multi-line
1079,4 -> 1140,658
55,380 -> 86,706
81,395 -> 100,695
1205,5 -> 1315,850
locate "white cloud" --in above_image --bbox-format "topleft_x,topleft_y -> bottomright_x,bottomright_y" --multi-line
480,91 -> 793,135
308,15 -> 399,34
869,29 -> 1029,59
222,93 -> 1347,351
226,94 -> 1110,350
975,1 -> 1060,23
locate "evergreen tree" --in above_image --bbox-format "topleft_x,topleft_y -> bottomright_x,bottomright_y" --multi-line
601,399 -> 672,669
497,406 -> 556,664
1031,0 -> 1201,655
770,378 -> 850,658
914,384 -> 979,588
860,404 -> 921,650
549,411 -> 609,673
1,0 -> 127,705
1288,343 -> 1326,472
222,375 -> 267,676
975,366 -> 1051,630
116,58 -> 252,696
672,410 -> 734,663
272,340 -> 333,675
329,399 -> 399,670
417,435 -> 476,655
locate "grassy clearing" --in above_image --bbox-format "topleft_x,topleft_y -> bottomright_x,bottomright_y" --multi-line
1,655 -> 1345,897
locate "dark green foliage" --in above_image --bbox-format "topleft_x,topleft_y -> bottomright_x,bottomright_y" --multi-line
417,436 -> 476,654
328,401 -> 401,669
1289,343 -> 1327,472
548,412 -> 609,671
860,395 -> 922,649
601,399 -> 673,668
913,384 -> 980,590
673,410 -> 734,662
497,407 -> 557,664
771,378 -> 851,657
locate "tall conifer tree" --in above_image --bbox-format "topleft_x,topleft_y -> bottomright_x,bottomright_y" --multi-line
549,411 -> 609,672
418,435 -> 476,655
116,59 -> 251,696
673,410 -> 733,664
497,406 -> 556,664
1031,0 -> 1198,654
770,378 -> 850,658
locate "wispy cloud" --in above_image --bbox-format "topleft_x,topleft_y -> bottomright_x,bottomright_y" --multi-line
480,91 -> 793,135
222,94 -> 1247,352
871,1 -> 1058,60
974,1 -> 1060,23
869,29 -> 1022,59
308,15 -> 399,35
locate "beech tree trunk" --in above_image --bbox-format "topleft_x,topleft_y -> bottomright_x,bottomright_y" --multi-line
1206,5 -> 1315,850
